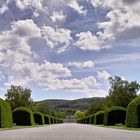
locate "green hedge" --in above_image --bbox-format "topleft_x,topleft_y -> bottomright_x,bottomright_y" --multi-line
44,114 -> 51,124
104,106 -> 126,126
90,114 -> 95,124
126,96 -> 140,128
86,116 -> 90,124
13,107 -> 35,126
33,112 -> 44,125
94,111 -> 104,124
0,98 -> 12,128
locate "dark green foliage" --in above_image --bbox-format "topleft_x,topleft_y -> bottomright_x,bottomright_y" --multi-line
94,111 -> 104,124
56,111 -> 67,119
36,102 -> 55,116
86,117 -> 90,124
44,114 -> 51,124
104,106 -> 126,126
74,111 -> 85,119
5,85 -> 34,110
13,107 -> 35,126
50,117 -> 54,124
33,112 -> 44,125
106,76 -> 139,108
90,114 -> 95,124
0,98 -> 12,128
126,96 -> 140,128
38,97 -> 105,115
85,98 -> 105,116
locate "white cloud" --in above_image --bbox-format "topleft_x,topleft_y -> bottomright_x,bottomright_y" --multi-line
41,26 -> 72,53
15,0 -> 44,10
61,0 -> 86,15
0,0 -> 9,14
76,31 -> 110,51
0,4 -> 8,14
97,70 -> 111,81
68,61 -> 95,69
90,0 -> 140,46
50,11 -> 66,22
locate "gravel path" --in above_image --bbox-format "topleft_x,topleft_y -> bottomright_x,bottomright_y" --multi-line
0,123 -> 140,140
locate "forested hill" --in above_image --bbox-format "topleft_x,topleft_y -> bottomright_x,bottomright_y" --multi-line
37,97 -> 105,112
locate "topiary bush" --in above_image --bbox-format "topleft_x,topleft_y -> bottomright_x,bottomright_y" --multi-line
90,114 -> 95,124
94,111 -> 104,124
44,114 -> 51,124
86,116 -> 90,124
0,98 -> 12,128
13,107 -> 35,126
104,106 -> 126,126
33,112 -> 44,125
49,117 -> 53,124
126,96 -> 140,128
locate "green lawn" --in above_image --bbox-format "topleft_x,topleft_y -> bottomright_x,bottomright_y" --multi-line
92,124 -> 140,131
0,124 -> 49,131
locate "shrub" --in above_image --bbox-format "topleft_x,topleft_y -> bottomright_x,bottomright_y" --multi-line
44,114 -> 51,124
50,117 -> 54,124
13,107 -> 35,126
126,96 -> 140,128
104,106 -> 126,126
0,98 -> 12,128
33,112 -> 44,125
90,114 -> 95,124
86,116 -> 90,124
94,111 -> 104,124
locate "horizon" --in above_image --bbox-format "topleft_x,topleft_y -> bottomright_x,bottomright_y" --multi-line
0,0 -> 140,101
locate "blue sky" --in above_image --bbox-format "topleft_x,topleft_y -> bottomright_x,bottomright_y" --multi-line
0,0 -> 140,101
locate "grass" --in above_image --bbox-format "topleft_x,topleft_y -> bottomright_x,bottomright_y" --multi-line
92,124 -> 140,131
0,124 -> 49,131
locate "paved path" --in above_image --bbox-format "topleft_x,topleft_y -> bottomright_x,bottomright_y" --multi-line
0,123 -> 140,140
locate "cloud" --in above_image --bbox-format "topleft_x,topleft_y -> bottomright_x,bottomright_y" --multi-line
0,0 -> 9,14
97,70 -> 111,81
15,0 -> 44,10
90,0 -> 140,44
50,11 -> 66,22
41,26 -> 72,53
61,0 -> 87,15
76,31 -> 110,51
68,61 -> 95,69
74,0 -> 140,51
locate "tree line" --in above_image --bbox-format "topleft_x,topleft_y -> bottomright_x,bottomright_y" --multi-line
75,76 -> 140,119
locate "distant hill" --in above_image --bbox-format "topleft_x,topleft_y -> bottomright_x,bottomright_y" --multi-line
37,97 -> 105,112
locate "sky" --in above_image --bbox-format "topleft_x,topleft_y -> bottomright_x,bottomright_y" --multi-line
0,0 -> 140,101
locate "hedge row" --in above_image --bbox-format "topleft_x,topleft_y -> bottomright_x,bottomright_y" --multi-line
0,98 -> 12,128
0,97 -> 63,128
13,107 -> 63,126
77,96 -> 140,128
77,106 -> 126,126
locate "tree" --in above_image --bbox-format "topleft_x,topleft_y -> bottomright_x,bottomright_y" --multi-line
36,102 -> 55,116
56,112 -> 67,119
86,101 -> 104,116
5,85 -> 34,110
74,111 -> 85,119
106,76 -> 140,108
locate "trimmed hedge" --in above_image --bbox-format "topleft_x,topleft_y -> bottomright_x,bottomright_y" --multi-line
90,114 -> 95,124
13,107 -> 35,126
86,116 -> 90,124
104,106 -> 126,126
94,111 -> 104,124
50,117 -> 54,124
33,112 -> 44,125
126,96 -> 140,128
44,114 -> 51,124
0,98 -> 12,128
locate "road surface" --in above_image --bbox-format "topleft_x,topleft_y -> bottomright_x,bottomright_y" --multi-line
0,123 -> 140,140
